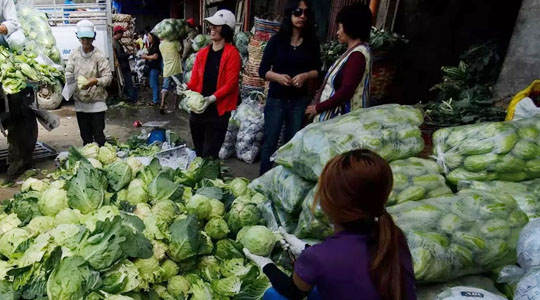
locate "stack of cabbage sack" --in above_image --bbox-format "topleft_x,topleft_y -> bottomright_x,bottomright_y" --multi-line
458,179 -> 540,220
0,147 -> 290,300
16,5 -> 62,64
273,104 -> 425,181
389,157 -> 453,206
388,188 -> 529,282
433,116 -> 540,185
152,19 -> 188,41
498,219 -> 540,300
416,275 -> 506,300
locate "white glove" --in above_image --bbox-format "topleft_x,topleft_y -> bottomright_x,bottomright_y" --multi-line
278,227 -> 306,258
243,248 -> 273,271
204,95 -> 217,104
176,83 -> 187,95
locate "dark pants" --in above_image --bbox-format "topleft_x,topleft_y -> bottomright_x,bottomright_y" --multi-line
122,66 -> 138,102
190,104 -> 230,159
2,87 -> 38,176
260,96 -> 309,175
76,112 -> 106,146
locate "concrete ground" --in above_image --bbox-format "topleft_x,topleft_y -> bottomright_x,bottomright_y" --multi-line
0,98 -> 261,200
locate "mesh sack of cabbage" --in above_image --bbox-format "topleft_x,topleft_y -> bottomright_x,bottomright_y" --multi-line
16,5 -> 62,64
273,104 -> 425,181
192,34 -> 212,52
433,116 -> 540,185
293,186 -> 333,240
458,179 -> 540,220
388,188 -> 529,282
416,275 -> 505,300
389,157 -> 453,206
219,110 -> 240,160
235,91 -> 265,163
498,219 -> 540,300
249,165 -> 314,215
258,200 -> 298,233
151,18 -> 188,41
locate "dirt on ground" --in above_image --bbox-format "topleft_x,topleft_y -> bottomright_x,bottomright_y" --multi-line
0,93 -> 262,200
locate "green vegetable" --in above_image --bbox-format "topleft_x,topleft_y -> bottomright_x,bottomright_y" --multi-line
167,215 -> 201,262
38,186 -> 68,216
238,225 -> 276,256
204,218 -> 230,240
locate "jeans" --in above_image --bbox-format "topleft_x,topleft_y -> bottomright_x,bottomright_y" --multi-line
0,34 -> 7,47
161,73 -> 182,93
149,68 -> 160,103
263,288 -> 321,300
76,112 -> 106,146
260,96 -> 309,175
122,66 -> 138,102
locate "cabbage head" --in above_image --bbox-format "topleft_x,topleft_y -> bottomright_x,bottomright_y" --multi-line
215,239 -> 244,260
101,259 -> 140,294
105,161 -> 133,192
167,275 -> 190,298
134,203 -> 152,220
26,216 -> 55,236
152,200 -> 179,224
211,276 -> 242,297
81,143 -> 99,159
159,259 -> 179,282
184,90 -> 206,113
126,157 -> 144,175
0,228 -> 31,258
228,178 -> 250,197
204,217 -> 230,240
21,177 -> 48,192
238,225 -> 276,256
126,179 -> 149,205
87,158 -> 103,169
186,195 -> 212,220
227,202 -> 261,234
208,199 -> 225,218
39,186 -> 68,216
98,144 -> 117,165
168,216 -> 201,262
134,256 -> 162,290
55,208 -> 82,225
197,256 -> 221,282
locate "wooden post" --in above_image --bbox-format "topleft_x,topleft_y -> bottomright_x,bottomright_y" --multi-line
375,0 -> 400,31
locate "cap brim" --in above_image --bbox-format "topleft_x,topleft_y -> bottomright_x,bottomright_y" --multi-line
77,31 -> 95,38
204,16 -> 226,26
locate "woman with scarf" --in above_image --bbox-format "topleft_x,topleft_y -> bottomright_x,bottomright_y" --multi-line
306,4 -> 372,122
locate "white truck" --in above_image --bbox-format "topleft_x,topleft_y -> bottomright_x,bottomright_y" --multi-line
33,0 -> 114,109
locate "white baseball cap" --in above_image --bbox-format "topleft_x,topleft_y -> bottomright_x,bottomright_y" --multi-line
205,9 -> 236,29
76,20 -> 96,38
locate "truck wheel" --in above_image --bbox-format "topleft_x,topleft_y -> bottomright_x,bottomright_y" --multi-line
37,81 -> 63,110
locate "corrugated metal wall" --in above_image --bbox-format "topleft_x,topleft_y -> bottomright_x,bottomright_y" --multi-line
327,0 -> 370,39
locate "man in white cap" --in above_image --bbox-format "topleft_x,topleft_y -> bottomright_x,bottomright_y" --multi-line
65,20 -> 112,146
0,0 -> 19,47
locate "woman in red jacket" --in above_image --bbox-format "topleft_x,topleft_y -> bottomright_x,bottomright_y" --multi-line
186,9 -> 242,158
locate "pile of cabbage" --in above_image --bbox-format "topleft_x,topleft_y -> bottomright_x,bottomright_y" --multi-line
274,104 -> 425,181
234,32 -> 251,65
0,46 -> 63,94
17,5 -> 62,64
0,147 -> 290,299
152,19 -> 188,41
433,116 -> 540,185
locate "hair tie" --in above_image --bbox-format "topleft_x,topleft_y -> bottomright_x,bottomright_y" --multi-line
374,209 -> 387,222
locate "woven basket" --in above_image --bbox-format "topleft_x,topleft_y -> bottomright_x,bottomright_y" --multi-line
242,74 -> 266,88
370,56 -> 396,101
254,17 -> 280,42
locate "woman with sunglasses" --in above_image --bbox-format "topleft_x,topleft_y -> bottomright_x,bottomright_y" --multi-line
306,4 -> 373,122
185,10 -> 241,158
258,0 -> 321,175
244,149 -> 417,300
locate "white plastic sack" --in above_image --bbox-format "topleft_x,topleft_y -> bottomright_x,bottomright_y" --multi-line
219,110 -> 240,160
434,287 -> 507,300
235,91 -> 265,163
6,29 -> 26,53
514,97 -> 540,121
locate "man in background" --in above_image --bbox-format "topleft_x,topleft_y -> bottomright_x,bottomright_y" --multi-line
113,25 -> 138,104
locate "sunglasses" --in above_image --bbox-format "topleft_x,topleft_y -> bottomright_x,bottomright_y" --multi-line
292,8 -> 310,17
